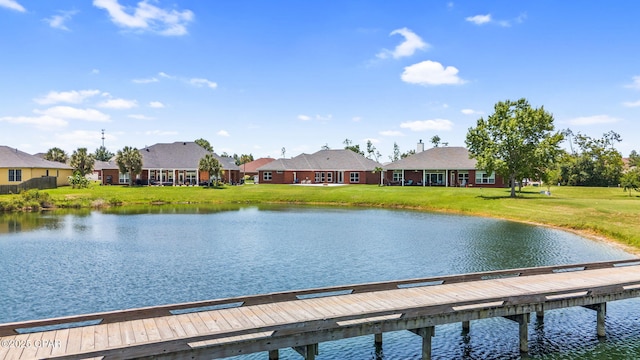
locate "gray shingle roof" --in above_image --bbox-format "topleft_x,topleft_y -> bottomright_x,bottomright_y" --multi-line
257,149 -> 381,171
139,142 -> 240,170
383,146 -> 477,170
0,146 -> 72,169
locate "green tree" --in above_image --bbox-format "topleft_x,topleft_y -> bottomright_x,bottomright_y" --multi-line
69,148 -> 95,176
389,142 -> 401,162
44,147 -> 68,163
343,138 -> 364,155
629,150 -> 640,168
401,149 -> 415,159
195,138 -> 213,152
234,153 -> 254,166
94,146 -> 115,161
199,154 -> 224,186
465,98 -> 564,198
430,135 -> 441,148
366,140 -> 381,161
115,146 -> 143,186
558,131 -> 624,186
621,168 -> 640,196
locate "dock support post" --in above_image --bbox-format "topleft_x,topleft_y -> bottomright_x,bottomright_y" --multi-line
536,310 -> 544,321
462,320 -> 470,333
584,302 -> 607,337
292,344 -> 318,360
410,326 -> 435,360
504,314 -> 529,353
374,332 -> 383,359
595,303 -> 606,337
269,349 -> 279,360
374,332 -> 382,346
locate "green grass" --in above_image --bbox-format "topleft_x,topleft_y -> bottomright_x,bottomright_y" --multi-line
3,184 -> 640,251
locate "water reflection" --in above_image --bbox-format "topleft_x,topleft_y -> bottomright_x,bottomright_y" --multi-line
0,205 -> 637,359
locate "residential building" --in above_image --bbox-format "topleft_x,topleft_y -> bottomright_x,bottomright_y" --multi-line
257,149 -> 381,185
383,143 -> 506,187
0,146 -> 72,187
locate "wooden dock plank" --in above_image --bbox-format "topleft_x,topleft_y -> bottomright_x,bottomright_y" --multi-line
197,311 -> 226,333
93,324 -> 109,352
17,332 -> 41,360
186,313 -> 210,335
142,319 -> 162,342
0,335 -> 16,360
175,314 -> 199,336
153,317 -> 178,340
2,334 -> 27,360
34,329 -> 57,359
130,319 -> 149,344
64,327 -> 83,355
120,321 -> 137,346
80,324 -> 96,352
165,316 -> 188,338
107,322 -> 122,348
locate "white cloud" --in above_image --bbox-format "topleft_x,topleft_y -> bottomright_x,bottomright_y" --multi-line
0,0 -> 25,12
91,69 -> 100,74
0,115 -> 67,130
189,78 -> 217,89
466,13 -> 526,27
623,100 -> 640,107
400,119 -> 453,131
128,114 -> 154,120
34,89 -> 102,105
298,115 -> 311,121
380,130 -> 404,136
625,76 -> 640,90
44,10 -> 78,31
144,130 -> 178,136
352,116 -> 362,122
159,71 -> 173,78
149,101 -> 165,108
401,60 -> 466,86
466,14 -> 492,25
461,108 -> 484,115
34,106 -> 110,122
377,28 -> 429,59
93,0 -> 194,36
217,130 -> 230,137
98,98 -> 138,109
133,77 -> 159,84
567,115 -> 620,125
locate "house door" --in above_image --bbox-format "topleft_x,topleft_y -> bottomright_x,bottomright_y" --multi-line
450,172 -> 455,187
179,173 -> 184,184
337,171 -> 344,183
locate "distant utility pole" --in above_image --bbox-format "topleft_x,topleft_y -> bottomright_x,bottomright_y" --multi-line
101,129 -> 105,147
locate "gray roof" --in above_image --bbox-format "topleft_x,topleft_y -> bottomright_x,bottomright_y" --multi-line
383,146 -> 477,170
0,146 -> 72,169
140,142 -> 240,170
94,160 -> 120,170
257,149 -> 381,171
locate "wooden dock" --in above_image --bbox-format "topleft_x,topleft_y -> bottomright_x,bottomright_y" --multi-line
2,259 -> 640,360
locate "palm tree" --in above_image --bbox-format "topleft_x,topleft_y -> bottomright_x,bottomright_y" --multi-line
199,154 -> 224,187
116,146 -> 143,186
70,148 -> 95,176
44,147 -> 68,163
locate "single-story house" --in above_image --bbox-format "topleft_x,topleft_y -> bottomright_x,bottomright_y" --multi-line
256,149 -> 382,185
93,160 -> 121,185
137,142 -> 241,185
239,158 -> 275,178
0,146 -> 73,187
383,144 -> 506,187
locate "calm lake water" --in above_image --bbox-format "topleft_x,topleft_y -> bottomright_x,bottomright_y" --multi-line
0,205 -> 638,359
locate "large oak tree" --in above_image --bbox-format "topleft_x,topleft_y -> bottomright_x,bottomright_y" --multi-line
465,98 -> 564,197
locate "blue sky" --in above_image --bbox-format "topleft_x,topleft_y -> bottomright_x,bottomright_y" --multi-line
1,1 -> 639,161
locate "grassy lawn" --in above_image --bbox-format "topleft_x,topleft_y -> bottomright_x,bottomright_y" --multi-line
3,183 -> 640,251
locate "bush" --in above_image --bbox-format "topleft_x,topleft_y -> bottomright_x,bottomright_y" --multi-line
68,173 -> 91,189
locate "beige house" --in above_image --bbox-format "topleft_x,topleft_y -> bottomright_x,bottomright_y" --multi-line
0,146 -> 72,187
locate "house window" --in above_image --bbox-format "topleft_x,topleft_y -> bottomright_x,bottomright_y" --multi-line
476,171 -> 495,184
186,171 -> 197,185
326,172 -> 333,183
8,169 -> 22,182
426,171 -> 445,185
263,171 -> 272,181
350,172 -> 359,183
458,172 -> 469,186
119,172 -> 130,184
315,172 -> 325,183
393,170 -> 403,182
